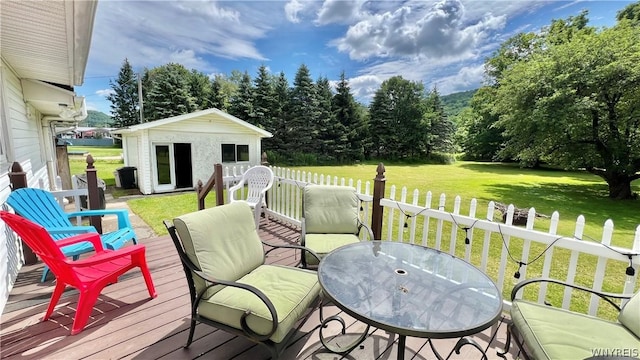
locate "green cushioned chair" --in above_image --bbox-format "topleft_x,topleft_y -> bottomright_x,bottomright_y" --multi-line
301,185 -> 373,268
500,278 -> 640,360
164,202 -> 322,359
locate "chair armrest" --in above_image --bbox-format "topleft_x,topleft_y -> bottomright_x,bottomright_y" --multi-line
192,269 -> 279,342
228,180 -> 246,201
66,209 -> 132,229
47,226 -> 96,234
55,232 -> 105,252
70,244 -> 146,266
358,221 -> 374,240
512,277 -> 634,311
262,240 -> 321,266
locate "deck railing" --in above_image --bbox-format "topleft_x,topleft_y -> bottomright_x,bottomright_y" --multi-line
203,163 -> 640,315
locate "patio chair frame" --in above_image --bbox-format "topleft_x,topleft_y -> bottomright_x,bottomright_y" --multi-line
164,220 -> 322,359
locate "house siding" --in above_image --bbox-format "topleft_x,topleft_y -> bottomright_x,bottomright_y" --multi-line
0,63 -> 51,313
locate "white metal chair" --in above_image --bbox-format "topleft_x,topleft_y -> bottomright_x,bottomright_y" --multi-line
229,166 -> 274,229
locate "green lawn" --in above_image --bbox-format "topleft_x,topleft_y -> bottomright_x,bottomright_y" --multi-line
68,145 -> 122,158
68,146 -> 123,187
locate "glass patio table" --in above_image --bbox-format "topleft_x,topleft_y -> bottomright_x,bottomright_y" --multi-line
317,241 -> 503,360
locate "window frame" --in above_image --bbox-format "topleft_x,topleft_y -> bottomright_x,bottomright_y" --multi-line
221,143 -> 250,163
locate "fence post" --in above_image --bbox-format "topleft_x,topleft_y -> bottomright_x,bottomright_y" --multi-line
197,180 -> 205,211
371,162 -> 386,240
7,162 -> 38,265
261,152 -> 269,166
85,155 -> 102,234
214,163 -> 224,206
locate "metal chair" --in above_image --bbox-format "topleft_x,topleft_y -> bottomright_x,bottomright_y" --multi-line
0,211 -> 156,335
164,202 -> 321,359
229,166 -> 274,229
300,185 -> 373,268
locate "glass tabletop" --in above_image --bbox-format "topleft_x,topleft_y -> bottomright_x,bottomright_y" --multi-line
317,241 -> 503,339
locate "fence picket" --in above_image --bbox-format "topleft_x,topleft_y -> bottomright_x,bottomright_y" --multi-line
421,192 -> 432,247
589,220 -> 613,315
538,211 -> 560,303
435,194 -> 446,250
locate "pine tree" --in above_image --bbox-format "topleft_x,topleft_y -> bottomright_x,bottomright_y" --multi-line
424,87 -> 455,155
316,76 -> 343,161
143,63 -> 197,121
228,71 -> 254,123
188,70 -> 212,110
107,58 -> 139,127
288,64 -> 318,155
267,72 -> 290,153
208,76 -> 226,111
253,65 -> 276,129
332,72 -> 365,161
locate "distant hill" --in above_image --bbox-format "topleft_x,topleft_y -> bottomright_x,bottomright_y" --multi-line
79,110 -> 114,127
441,89 -> 477,118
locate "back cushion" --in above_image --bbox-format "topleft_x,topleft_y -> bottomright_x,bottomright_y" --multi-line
174,202 -> 265,294
618,291 -> 640,338
303,185 -> 359,234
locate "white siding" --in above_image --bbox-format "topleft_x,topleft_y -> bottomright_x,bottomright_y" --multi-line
0,64 -> 51,314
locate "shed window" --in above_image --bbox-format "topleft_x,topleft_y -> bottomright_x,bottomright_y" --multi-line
222,144 -> 249,162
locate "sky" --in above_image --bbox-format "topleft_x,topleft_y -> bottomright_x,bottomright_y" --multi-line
77,0 -> 634,115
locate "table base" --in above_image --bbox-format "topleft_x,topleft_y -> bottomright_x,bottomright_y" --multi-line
319,313 -> 370,355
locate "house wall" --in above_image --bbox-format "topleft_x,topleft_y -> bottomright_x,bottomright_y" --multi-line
0,60 -> 51,313
126,117 -> 263,194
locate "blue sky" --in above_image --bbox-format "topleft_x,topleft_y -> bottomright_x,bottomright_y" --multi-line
77,0 -> 633,115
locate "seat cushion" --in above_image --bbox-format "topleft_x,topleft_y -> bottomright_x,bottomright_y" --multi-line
304,233 -> 360,265
303,185 -> 359,234
511,300 -> 640,360
619,291 -> 640,338
198,264 -> 321,343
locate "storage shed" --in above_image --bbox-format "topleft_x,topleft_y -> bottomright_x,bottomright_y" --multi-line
112,108 -> 272,195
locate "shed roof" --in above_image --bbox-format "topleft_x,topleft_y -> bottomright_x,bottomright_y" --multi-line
111,108 -> 272,138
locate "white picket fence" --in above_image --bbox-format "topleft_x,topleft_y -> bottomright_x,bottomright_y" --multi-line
215,165 -> 640,315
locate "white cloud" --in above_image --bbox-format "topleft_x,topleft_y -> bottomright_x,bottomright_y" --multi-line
347,74 -> 384,102
96,89 -> 115,97
316,0 -> 364,25
430,63 -> 486,95
86,1 -> 273,75
332,0 -> 507,62
284,0 -> 306,23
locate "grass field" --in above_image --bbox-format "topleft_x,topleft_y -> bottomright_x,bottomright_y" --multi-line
68,146 -> 123,187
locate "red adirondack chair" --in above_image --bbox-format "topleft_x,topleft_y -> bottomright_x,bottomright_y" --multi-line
0,211 -> 157,335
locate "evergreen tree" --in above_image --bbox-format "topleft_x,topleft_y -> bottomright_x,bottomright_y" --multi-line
267,72 -> 290,153
143,63 -> 196,121
228,71 -> 254,123
253,65 -> 276,130
424,87 -> 455,155
188,70 -> 212,110
332,72 -> 365,161
368,76 -> 426,159
288,64 -> 318,154
107,58 -> 139,127
315,76 -> 342,160
208,76 -> 226,110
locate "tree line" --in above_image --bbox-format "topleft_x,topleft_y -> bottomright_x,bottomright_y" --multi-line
108,62 -> 455,165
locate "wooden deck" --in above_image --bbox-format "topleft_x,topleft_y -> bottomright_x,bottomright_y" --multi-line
1,219 -> 520,359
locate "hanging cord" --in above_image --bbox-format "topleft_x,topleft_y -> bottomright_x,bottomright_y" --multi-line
449,214 -> 480,245
394,201 -> 430,228
575,234 -> 638,279
496,224 -> 565,279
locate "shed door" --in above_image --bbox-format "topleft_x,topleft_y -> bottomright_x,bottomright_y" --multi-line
153,144 -> 175,192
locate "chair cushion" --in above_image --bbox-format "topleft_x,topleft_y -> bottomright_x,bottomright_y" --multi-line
198,264 -> 321,343
304,233 -> 360,265
619,291 -> 640,338
303,185 -> 359,234
173,203 -> 265,296
511,300 -> 640,360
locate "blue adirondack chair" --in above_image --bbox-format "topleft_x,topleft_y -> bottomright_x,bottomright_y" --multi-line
6,188 -> 137,282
